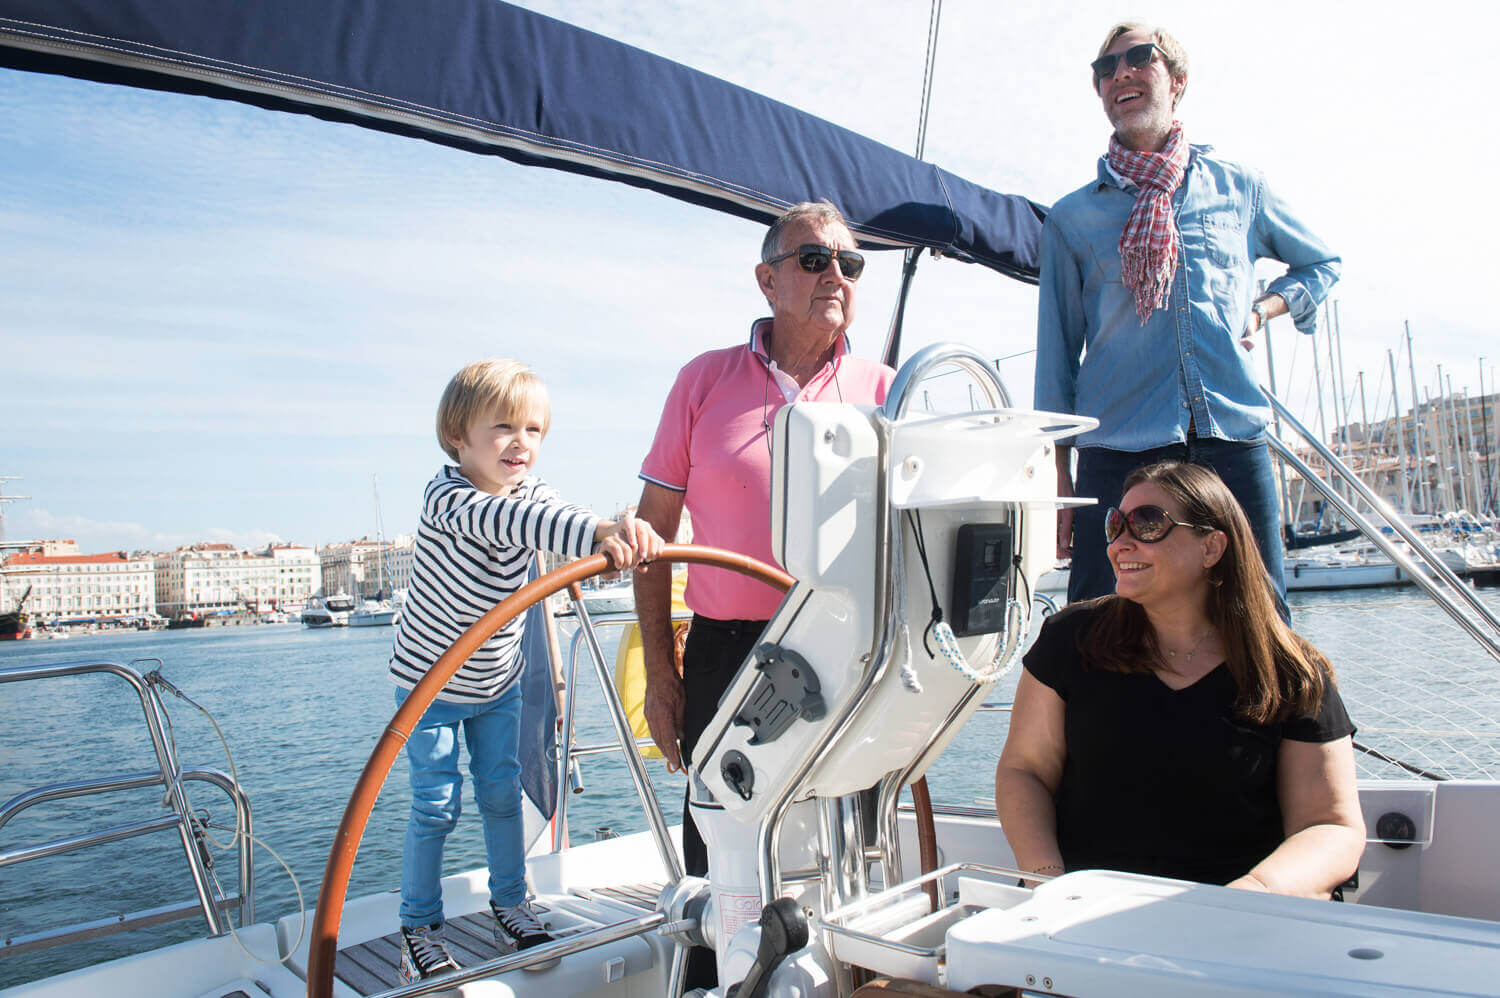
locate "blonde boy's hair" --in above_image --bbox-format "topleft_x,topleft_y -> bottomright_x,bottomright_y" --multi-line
436,358 -> 551,461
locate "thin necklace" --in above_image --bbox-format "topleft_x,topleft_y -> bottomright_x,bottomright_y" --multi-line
1163,630 -> 1214,662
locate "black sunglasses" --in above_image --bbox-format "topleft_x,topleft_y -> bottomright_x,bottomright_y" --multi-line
1104,504 -> 1214,544
766,244 -> 866,280
1091,42 -> 1165,87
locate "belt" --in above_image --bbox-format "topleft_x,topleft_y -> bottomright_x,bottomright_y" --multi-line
690,614 -> 770,637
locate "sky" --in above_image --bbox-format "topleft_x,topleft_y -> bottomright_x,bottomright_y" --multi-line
1,0 -> 1496,555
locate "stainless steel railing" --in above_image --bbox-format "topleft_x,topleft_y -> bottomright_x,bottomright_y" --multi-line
0,660 -> 254,955
552,602 -> 699,878
1264,390 -> 1500,662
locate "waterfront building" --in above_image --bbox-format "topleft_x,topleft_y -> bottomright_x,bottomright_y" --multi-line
1323,390 -> 1496,516
243,543 -> 321,614
385,534 -> 415,595
317,538 -> 388,599
153,542 -> 319,621
0,540 -> 156,624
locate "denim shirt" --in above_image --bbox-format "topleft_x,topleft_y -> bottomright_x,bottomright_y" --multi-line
1034,145 -> 1340,451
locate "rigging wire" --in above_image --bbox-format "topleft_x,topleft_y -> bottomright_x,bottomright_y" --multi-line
140,662 -> 308,967
883,0 -> 943,368
913,0 -> 943,161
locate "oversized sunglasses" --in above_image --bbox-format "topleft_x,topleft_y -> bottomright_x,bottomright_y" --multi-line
766,244 -> 866,280
1104,504 -> 1214,544
1091,42 -> 1165,86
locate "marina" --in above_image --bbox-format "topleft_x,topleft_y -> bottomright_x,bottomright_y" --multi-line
4,581 -> 1500,992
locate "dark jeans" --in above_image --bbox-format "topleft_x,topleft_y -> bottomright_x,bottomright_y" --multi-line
1068,437 -> 1288,619
679,614 -> 768,988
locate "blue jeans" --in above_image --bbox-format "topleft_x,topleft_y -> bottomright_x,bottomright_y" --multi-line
397,684 -> 525,928
1068,437 -> 1288,618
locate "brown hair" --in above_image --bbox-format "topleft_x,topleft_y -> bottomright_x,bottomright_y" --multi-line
435,358 -> 550,461
1094,22 -> 1189,109
1081,461 -> 1332,724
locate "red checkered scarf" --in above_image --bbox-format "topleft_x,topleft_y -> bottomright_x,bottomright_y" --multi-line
1108,122 -> 1189,322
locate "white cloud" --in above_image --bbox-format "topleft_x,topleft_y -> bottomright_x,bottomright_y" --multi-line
2,0 -> 1496,551
13,508 -> 286,556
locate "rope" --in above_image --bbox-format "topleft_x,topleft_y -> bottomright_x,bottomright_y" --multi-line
1352,739 -> 1448,782
913,0 -> 943,160
141,663 -> 308,966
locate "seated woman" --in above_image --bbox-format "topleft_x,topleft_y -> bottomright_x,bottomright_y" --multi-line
995,461 -> 1364,897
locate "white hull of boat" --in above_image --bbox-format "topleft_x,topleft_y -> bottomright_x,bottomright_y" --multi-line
1285,559 -> 1404,591
8,781 -> 1500,997
347,605 -> 396,627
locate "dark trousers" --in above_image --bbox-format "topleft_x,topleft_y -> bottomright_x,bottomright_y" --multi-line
1068,437 -> 1288,619
679,614 -> 768,988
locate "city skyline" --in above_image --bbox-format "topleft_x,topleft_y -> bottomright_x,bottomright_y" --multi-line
4,0 -> 1495,555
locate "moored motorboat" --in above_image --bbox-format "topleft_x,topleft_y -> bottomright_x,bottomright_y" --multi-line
346,600 -> 397,627
301,593 -> 355,628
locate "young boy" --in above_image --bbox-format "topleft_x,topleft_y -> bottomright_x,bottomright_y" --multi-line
390,358 -> 662,982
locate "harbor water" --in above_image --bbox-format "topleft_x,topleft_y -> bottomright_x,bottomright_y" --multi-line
3,583 -> 1499,988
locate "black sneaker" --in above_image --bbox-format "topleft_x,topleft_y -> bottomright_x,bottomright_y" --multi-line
399,922 -> 460,983
491,898 -> 558,970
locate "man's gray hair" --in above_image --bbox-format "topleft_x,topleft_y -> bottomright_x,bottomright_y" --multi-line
761,200 -> 851,262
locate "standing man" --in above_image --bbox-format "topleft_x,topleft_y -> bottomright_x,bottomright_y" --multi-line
633,200 -> 895,985
1036,22 -> 1340,608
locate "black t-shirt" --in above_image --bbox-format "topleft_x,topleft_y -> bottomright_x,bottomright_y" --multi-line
1022,602 -> 1355,885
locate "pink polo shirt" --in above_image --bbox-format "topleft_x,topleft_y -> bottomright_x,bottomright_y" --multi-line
640,319 -> 895,620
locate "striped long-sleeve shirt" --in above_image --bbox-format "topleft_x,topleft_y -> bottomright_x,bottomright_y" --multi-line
390,466 -> 601,702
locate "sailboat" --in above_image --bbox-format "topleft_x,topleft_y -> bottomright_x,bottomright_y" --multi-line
349,478 -> 399,627
0,584 -> 33,641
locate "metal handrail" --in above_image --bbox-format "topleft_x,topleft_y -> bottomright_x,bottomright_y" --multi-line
0,661 -> 230,934
1,768 -> 254,956
552,607 -> 693,854
1264,390 -> 1500,662
564,588 -> 684,884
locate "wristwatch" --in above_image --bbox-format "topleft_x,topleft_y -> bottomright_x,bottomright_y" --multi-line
1250,300 -> 1269,330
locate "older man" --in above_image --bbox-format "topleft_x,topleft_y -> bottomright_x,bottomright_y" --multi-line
632,201 -> 894,978
1036,22 -> 1339,610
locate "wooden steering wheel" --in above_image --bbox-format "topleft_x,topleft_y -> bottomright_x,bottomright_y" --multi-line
305,543 -> 937,996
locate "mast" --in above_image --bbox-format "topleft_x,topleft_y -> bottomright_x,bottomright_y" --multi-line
1324,300 -> 1355,516
882,0 -> 944,369
1333,301 -> 1354,464
1405,322 -> 1429,512
372,474 -> 386,597
1311,308 -> 1332,528
1462,386 -> 1481,518
1482,358 -> 1495,516
1259,279 -> 1295,538
1447,374 -> 1468,512
1389,349 -> 1411,514
1357,370 -> 1372,494
1432,371 -> 1453,511
0,476 -> 30,546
